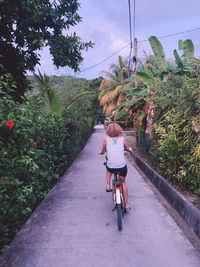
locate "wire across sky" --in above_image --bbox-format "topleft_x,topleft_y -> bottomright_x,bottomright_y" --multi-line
79,26 -> 200,73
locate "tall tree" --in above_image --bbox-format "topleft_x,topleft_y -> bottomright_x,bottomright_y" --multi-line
0,0 -> 93,101
100,56 -> 132,84
99,56 -> 134,114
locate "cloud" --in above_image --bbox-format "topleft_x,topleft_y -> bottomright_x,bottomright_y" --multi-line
109,38 -> 128,55
35,0 -> 200,79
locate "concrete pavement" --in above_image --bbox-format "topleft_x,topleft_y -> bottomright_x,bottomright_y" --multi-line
0,128 -> 200,267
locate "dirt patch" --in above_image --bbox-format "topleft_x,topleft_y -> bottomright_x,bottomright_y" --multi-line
124,131 -> 200,211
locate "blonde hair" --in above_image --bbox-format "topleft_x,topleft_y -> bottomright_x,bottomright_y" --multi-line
106,123 -> 123,137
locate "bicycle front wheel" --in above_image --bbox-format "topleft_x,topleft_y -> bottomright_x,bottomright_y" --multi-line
117,204 -> 122,231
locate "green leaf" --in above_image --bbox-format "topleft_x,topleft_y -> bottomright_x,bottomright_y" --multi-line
126,98 -> 146,109
112,99 -> 133,112
178,39 -> 184,50
148,36 -> 167,70
137,89 -> 149,98
32,39 -> 38,44
183,39 -> 194,63
173,49 -> 184,68
115,108 -> 128,119
120,76 -> 135,85
136,67 -> 156,89
118,87 -> 142,94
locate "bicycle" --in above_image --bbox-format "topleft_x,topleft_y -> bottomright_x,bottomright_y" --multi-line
112,171 -> 126,231
103,161 -> 126,231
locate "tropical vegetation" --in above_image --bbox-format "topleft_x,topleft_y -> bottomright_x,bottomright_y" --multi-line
0,0 -> 104,255
0,73 -> 103,253
0,0 -> 93,101
99,36 -> 200,195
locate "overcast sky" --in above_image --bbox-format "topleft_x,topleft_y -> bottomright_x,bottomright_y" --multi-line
35,0 -> 200,79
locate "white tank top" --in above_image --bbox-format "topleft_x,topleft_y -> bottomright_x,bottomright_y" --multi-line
106,136 -> 126,168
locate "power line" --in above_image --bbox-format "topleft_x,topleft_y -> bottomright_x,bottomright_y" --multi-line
133,0 -> 136,40
79,26 -> 200,73
79,44 -> 129,73
128,0 -> 133,70
128,0 -> 133,49
138,26 -> 200,43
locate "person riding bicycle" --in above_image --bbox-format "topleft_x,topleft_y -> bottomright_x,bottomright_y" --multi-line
100,123 -> 132,210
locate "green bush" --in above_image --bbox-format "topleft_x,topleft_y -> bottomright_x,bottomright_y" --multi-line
0,74 -> 94,253
150,74 -> 200,191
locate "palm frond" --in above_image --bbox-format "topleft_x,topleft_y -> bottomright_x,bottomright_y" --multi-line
118,56 -> 126,69
99,71 -> 120,83
111,85 -> 123,99
34,71 -> 63,115
99,78 -> 117,92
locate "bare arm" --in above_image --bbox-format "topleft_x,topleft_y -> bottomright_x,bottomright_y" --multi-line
124,138 -> 133,152
99,138 -> 107,154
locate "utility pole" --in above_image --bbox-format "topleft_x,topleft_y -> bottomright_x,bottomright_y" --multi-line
134,37 -> 139,146
134,37 -> 138,85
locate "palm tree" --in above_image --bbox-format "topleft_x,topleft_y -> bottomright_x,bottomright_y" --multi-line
100,56 -> 132,83
34,71 -> 63,115
99,56 -> 134,115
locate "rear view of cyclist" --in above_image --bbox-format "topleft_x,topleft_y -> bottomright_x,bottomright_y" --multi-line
100,123 -> 132,210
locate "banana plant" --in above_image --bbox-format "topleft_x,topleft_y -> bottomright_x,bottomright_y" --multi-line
179,39 -> 194,63
172,39 -> 194,74
173,49 -> 192,73
136,67 -> 158,90
148,36 -> 167,71
112,87 -> 149,120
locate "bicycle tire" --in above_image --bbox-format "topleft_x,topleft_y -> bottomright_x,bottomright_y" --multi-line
117,204 -> 122,231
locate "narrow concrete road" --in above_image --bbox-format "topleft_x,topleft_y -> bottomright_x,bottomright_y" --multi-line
1,128 -> 200,267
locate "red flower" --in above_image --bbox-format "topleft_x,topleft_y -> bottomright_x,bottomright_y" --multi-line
6,120 -> 15,128
0,179 -> 5,182
13,81 -> 17,85
34,142 -> 37,147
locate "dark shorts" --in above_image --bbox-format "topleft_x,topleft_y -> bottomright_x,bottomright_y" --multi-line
106,165 -> 127,177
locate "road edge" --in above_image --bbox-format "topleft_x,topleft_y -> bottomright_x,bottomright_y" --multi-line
128,150 -> 200,246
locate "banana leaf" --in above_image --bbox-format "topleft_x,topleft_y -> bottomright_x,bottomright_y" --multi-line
137,89 -> 149,98
183,39 -> 194,63
178,39 -> 184,50
148,36 -> 167,70
120,76 -> 135,85
112,99 -> 133,112
118,87 -> 142,93
115,108 -> 128,119
173,49 -> 184,69
136,70 -> 156,89
126,98 -> 146,109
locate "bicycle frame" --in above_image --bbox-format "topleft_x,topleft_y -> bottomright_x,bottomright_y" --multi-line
103,159 -> 126,230
112,173 -> 124,208
112,172 -> 126,231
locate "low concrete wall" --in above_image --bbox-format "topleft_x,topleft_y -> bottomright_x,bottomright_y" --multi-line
130,151 -> 200,239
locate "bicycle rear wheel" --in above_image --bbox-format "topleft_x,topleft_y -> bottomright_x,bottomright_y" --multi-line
117,204 -> 122,231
